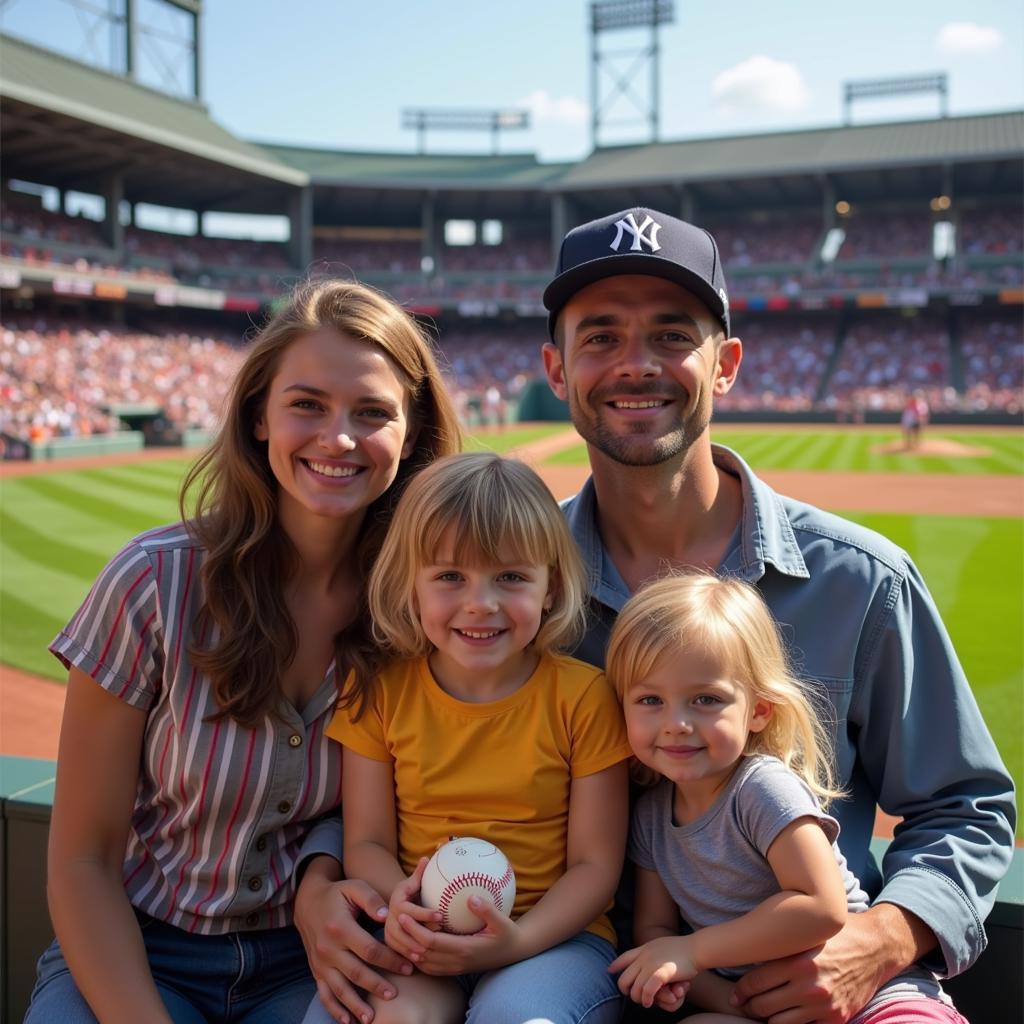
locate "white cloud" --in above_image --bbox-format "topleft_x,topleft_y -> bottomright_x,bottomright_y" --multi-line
518,89 -> 589,128
711,56 -> 810,116
936,22 -> 1003,54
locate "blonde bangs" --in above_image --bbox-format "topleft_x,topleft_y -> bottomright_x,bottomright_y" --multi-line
368,452 -> 588,659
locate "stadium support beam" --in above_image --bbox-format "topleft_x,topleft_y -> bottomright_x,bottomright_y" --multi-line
102,172 -> 125,256
421,194 -> 437,276
843,73 -> 948,125
401,109 -> 530,155
288,187 -> 313,271
590,0 -> 675,149
551,195 -> 568,259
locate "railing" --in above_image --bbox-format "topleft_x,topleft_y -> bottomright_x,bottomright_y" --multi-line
1,755 -> 1020,1022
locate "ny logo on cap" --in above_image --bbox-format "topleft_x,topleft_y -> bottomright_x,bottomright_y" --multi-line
610,213 -> 661,253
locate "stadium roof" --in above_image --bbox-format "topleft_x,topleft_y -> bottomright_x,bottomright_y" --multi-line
260,144 -> 569,190
560,111 -> 1024,189
0,34 -> 307,211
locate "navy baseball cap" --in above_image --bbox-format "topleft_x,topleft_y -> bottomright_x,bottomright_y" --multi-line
543,207 -> 731,339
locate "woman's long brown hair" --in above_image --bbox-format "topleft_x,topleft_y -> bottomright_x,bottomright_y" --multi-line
179,279 -> 461,726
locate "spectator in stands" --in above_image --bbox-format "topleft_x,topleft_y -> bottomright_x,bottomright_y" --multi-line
24,279 -> 461,1024
539,206 -> 1014,1022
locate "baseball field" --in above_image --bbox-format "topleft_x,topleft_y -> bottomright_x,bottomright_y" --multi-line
1,424 -> 1022,812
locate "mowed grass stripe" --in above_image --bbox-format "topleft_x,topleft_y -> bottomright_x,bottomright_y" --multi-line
0,586 -> 67,678
0,505 -> 112,582
465,424 -> 574,454
777,433 -> 837,470
123,459 -> 196,481
16,475 -> 177,534
74,465 -> 187,500
844,512 -> 1023,795
545,430 -> 1024,473
2,477 -> 131,539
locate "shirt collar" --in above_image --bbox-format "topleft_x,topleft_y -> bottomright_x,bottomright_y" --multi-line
711,444 -> 809,582
563,444 -> 809,603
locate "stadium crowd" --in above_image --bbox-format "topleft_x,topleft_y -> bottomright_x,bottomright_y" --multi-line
0,320 -> 244,445
5,199 -> 1023,299
3,306 -> 1021,448
719,316 -> 836,411
827,315 -> 951,412
959,312 -> 1024,413
712,215 -> 821,266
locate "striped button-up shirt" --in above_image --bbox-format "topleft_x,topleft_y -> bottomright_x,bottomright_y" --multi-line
50,523 -> 343,935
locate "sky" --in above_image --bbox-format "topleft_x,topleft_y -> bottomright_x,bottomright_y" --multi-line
3,0 -> 1024,164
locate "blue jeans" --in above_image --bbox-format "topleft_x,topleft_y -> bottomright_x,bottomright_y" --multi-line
25,911 -> 316,1023
302,930 -> 622,1024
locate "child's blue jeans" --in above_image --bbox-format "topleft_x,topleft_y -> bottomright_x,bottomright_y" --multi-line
301,929 -> 622,1024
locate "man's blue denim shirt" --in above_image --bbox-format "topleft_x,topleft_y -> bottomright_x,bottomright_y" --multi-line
563,444 -> 1016,977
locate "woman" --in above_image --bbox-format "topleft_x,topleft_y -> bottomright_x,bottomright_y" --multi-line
25,279 -> 461,1023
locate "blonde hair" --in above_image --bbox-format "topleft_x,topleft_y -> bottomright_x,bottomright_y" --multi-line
180,278 -> 461,726
339,452 -> 588,715
606,572 -> 843,805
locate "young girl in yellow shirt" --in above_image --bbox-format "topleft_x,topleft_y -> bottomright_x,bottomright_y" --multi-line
302,452 -> 630,1024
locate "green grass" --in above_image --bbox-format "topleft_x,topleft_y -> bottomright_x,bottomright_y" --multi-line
840,512 -> 1023,797
545,429 -> 1024,475
2,430 -> 1021,804
464,423 -> 572,454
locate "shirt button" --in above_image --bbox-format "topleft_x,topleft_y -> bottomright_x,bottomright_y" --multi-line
245,912 -> 260,927
289,734 -> 303,748
277,800 -> 291,814
248,876 -> 263,892
256,836 -> 267,852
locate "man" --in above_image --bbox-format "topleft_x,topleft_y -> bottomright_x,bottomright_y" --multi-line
541,207 -> 1015,1022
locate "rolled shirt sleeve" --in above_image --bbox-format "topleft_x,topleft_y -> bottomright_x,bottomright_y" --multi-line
850,555 -> 1016,976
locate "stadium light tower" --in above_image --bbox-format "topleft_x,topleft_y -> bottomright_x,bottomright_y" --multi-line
0,0 -> 202,100
843,73 -> 948,125
590,0 -> 675,149
401,108 -> 530,155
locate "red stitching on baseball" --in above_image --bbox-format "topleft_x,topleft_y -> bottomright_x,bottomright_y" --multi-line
437,868 -> 513,933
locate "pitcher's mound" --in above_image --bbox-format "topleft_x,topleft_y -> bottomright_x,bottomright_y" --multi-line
872,438 -> 992,457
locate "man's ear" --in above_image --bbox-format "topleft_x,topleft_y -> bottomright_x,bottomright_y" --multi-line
713,337 -> 742,396
542,341 -> 568,402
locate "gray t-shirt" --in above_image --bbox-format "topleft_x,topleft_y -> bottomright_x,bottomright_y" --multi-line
629,754 -> 948,1013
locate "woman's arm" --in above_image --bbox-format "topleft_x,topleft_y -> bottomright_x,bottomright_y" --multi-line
611,817 -> 848,1004
407,761 -> 629,976
46,667 -> 174,1023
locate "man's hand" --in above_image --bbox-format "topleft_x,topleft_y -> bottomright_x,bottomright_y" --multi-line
609,936 -> 698,1009
294,865 -> 413,1024
729,906 -> 934,1024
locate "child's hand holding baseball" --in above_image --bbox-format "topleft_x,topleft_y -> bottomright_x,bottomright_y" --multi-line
396,895 -> 529,976
383,857 -> 443,962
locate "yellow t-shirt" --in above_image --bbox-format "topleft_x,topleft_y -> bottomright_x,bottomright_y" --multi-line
327,652 -> 631,945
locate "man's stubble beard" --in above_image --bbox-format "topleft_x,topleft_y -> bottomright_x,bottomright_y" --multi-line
569,388 -> 712,468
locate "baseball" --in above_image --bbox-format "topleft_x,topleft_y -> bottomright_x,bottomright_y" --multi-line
420,836 -> 516,935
